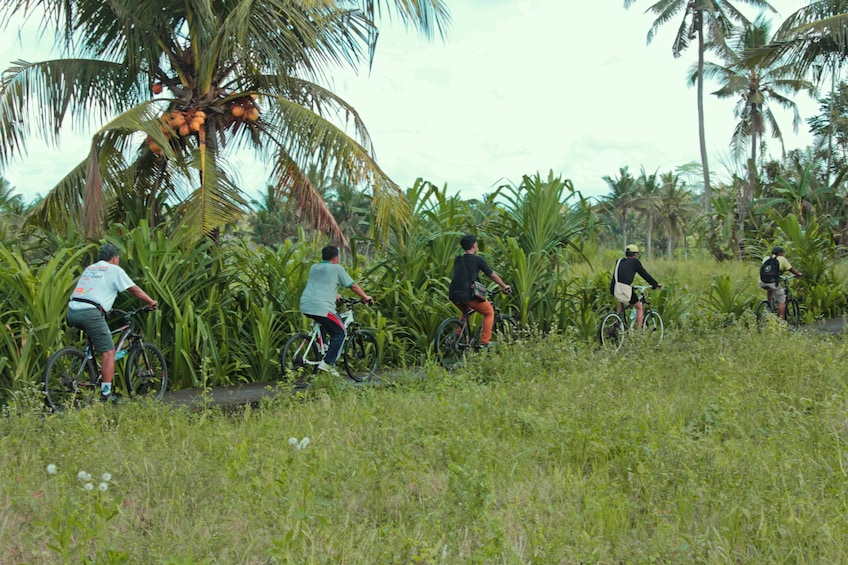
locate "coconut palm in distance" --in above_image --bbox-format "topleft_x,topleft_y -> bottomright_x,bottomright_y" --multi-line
696,16 -> 813,172
623,0 -> 776,219
0,0 -> 450,242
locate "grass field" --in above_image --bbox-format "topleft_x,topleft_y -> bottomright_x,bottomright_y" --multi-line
2,319 -> 848,563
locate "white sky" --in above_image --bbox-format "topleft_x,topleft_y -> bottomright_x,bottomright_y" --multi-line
0,0 -> 818,204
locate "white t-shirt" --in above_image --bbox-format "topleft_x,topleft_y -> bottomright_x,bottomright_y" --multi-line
68,261 -> 136,312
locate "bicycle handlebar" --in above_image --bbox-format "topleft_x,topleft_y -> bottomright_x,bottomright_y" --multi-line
108,305 -> 156,319
338,297 -> 374,306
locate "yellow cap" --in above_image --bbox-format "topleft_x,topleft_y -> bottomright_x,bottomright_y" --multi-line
625,244 -> 639,253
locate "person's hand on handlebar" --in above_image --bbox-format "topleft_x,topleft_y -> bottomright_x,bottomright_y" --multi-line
502,284 -> 513,294
147,300 -> 158,310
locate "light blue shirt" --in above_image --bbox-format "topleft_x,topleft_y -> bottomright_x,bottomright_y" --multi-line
299,262 -> 355,317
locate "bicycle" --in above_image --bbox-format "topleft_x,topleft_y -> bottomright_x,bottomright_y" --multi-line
755,275 -> 801,328
280,297 -> 379,383
434,287 -> 520,369
599,285 -> 664,351
43,305 -> 167,412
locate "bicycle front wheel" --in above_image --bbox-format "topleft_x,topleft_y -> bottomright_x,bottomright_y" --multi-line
493,315 -> 521,344
643,310 -> 664,347
125,342 -> 168,400
281,332 -> 321,378
435,318 -> 469,369
599,313 -> 625,351
786,299 -> 801,328
43,347 -> 98,412
343,330 -> 379,383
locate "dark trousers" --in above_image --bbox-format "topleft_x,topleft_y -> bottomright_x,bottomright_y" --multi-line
305,313 -> 346,364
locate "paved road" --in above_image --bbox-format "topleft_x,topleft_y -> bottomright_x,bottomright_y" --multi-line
161,318 -> 847,411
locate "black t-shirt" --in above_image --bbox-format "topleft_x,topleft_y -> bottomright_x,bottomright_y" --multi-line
609,257 -> 659,293
449,253 -> 494,302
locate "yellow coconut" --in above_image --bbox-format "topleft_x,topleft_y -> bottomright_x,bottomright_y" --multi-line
231,105 -> 245,118
190,119 -> 202,132
247,108 -> 260,122
179,124 -> 191,136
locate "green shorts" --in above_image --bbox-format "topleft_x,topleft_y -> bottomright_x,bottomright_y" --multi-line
67,307 -> 114,353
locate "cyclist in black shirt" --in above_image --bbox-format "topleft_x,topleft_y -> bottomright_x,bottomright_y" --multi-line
609,244 -> 661,328
448,234 -> 512,346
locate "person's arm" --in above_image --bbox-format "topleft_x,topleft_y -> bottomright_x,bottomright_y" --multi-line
349,283 -> 373,304
127,285 -> 158,309
488,271 -> 512,294
635,261 -> 661,289
790,267 -> 803,277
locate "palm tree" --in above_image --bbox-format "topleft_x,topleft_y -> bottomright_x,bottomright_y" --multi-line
601,166 -> 639,250
656,171 -> 698,257
697,15 -> 813,252
0,0 -> 450,244
624,0 -> 776,219
633,166 -> 661,259
698,16 -> 813,172
742,1 -> 848,188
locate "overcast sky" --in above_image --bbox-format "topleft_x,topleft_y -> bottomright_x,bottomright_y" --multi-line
0,0 -> 818,204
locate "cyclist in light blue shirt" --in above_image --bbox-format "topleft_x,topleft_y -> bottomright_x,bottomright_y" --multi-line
299,246 -> 372,376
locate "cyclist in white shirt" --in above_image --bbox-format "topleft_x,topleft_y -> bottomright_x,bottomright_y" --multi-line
67,243 -> 157,403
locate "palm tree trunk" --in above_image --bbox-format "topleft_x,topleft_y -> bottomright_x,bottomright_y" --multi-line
696,12 -> 712,219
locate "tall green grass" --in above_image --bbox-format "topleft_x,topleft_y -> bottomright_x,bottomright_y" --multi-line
2,323 -> 847,563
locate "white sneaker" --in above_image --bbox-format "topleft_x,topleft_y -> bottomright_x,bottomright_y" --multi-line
317,361 -> 340,377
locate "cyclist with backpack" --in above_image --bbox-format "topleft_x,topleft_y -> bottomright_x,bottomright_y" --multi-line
759,246 -> 803,319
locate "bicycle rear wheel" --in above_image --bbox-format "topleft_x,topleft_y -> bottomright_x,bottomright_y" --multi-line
642,310 -> 664,347
435,318 -> 469,369
599,312 -> 625,351
43,347 -> 98,412
125,342 -> 168,400
786,298 -> 801,328
343,330 -> 379,383
281,332 -> 321,378
755,299 -> 773,329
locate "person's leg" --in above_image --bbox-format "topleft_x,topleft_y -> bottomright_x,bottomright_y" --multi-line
469,300 -> 495,344
635,301 -> 645,328
318,313 -> 346,364
773,285 -> 787,319
70,308 -> 115,397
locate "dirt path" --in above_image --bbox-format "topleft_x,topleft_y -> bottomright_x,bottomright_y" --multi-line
161,318 -> 847,411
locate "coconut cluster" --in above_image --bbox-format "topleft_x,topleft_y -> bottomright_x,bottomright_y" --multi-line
145,109 -> 207,156
229,96 -> 260,123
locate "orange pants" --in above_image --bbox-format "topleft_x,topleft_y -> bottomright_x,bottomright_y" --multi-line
453,299 -> 495,344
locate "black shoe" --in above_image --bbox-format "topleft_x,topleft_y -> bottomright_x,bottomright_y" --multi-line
100,392 -> 121,404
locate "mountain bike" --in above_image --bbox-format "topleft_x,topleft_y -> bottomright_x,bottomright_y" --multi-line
434,287 -> 520,369
43,306 -> 167,412
599,285 -> 664,351
755,275 -> 800,328
280,297 -> 379,383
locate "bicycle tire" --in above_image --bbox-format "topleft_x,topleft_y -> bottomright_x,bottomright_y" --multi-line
280,332 -> 321,378
786,298 -> 801,328
493,315 -> 521,344
643,310 -> 664,347
599,312 -> 625,351
43,347 -> 99,412
435,318 -> 469,369
343,330 -> 379,383
124,342 -> 168,400
755,299 -> 773,327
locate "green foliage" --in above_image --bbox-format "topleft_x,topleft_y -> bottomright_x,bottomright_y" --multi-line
4,329 -> 848,561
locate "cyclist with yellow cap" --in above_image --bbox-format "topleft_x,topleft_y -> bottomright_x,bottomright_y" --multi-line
609,244 -> 662,329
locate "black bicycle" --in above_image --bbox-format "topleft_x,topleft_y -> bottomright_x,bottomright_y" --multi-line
434,287 -> 520,369
755,275 -> 801,328
43,306 -> 167,411
599,285 -> 664,351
